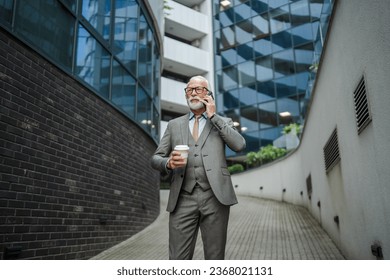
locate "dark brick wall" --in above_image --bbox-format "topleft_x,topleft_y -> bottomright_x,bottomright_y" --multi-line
0,28 -> 161,259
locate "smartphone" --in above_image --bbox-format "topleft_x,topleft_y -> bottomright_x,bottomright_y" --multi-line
202,91 -> 214,108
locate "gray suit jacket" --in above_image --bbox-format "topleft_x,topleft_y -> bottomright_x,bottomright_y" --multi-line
151,113 -> 246,212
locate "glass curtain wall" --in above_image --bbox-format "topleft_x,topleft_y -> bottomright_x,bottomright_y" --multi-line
0,0 -> 161,142
213,0 -> 326,157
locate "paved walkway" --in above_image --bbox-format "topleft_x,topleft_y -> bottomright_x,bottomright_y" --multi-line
92,190 -> 344,260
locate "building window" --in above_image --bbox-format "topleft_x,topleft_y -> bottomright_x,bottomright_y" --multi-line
82,0 -> 111,41
113,0 -> 139,76
1,0 -> 161,142
138,13 -> 152,92
0,0 -> 14,26
111,59 -> 136,117
137,87 -> 152,133
14,0 -> 75,71
259,101 -> 277,129
76,24 -> 110,99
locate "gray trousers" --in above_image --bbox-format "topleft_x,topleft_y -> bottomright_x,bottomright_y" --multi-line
169,186 -> 230,260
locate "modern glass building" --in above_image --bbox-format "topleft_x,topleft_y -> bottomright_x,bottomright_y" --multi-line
213,0 -> 331,158
0,0 -> 162,143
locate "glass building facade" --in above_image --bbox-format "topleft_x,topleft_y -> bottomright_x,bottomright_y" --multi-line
0,0 -> 161,142
213,0 -> 330,157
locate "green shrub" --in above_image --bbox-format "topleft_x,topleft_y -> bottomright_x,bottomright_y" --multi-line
258,144 -> 286,164
282,123 -> 302,135
228,163 -> 244,174
245,145 -> 287,167
245,151 -> 261,167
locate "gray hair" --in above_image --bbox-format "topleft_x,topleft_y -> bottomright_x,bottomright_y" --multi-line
187,75 -> 209,88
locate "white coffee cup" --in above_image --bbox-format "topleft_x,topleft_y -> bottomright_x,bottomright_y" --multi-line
174,145 -> 190,164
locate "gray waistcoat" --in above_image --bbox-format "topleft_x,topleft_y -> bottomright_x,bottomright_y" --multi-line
181,129 -> 211,193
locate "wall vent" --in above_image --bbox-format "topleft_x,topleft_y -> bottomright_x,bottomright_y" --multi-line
353,76 -> 372,134
323,128 -> 340,173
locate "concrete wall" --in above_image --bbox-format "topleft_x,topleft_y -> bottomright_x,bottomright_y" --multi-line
0,29 -> 160,259
232,0 -> 390,260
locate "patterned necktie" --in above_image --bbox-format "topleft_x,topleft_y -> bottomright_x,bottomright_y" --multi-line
192,115 -> 200,141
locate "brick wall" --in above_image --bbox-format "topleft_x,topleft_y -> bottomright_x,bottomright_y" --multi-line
0,28 -> 161,259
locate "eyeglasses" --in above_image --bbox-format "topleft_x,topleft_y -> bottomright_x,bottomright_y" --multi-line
184,86 -> 208,95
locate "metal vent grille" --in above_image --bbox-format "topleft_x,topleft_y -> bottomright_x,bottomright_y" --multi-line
353,76 -> 372,134
323,128 -> 340,173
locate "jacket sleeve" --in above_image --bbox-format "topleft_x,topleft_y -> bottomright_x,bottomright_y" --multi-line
210,114 -> 246,152
151,122 -> 173,176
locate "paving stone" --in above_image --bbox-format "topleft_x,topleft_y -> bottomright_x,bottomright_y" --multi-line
92,190 -> 344,260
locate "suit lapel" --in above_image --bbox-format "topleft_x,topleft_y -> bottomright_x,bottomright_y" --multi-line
198,118 -> 213,148
180,113 -> 190,145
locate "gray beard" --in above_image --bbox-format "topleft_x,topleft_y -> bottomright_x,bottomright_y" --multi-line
187,99 -> 204,110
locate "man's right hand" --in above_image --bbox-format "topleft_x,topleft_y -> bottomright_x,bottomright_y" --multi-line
167,151 -> 187,169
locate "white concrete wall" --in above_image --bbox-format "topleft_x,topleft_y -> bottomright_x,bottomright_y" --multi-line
161,77 -> 188,109
232,0 -> 390,260
164,37 -> 211,73
166,0 -> 209,35
160,121 -> 168,140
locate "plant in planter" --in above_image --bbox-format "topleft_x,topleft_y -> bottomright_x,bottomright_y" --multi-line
309,62 -> 318,73
258,144 -> 287,164
282,123 -> 302,135
281,123 -> 302,150
245,145 -> 287,167
245,151 -> 261,167
228,163 -> 244,174
164,0 -> 173,15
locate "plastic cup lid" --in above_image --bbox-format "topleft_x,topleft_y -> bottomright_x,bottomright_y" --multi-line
174,145 -> 189,150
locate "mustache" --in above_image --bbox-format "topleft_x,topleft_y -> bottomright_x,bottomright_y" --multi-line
187,96 -> 204,110
188,96 -> 202,102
